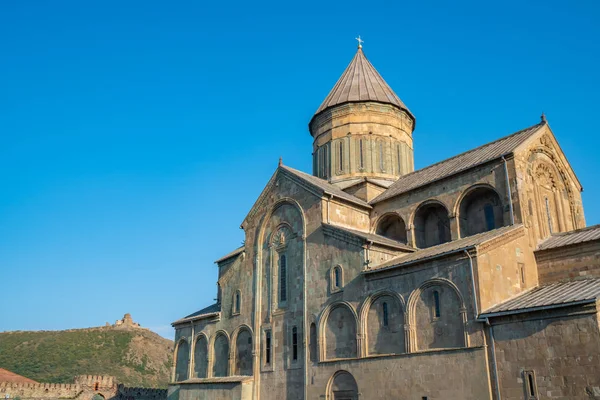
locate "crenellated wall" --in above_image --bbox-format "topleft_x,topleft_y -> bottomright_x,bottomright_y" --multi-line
0,375 -> 166,400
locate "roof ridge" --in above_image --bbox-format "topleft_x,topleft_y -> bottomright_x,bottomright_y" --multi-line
400,121 -> 544,181
549,223 -> 600,237
371,121 -> 546,204
280,165 -> 371,208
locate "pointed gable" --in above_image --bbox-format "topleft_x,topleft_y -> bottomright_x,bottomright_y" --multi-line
313,47 -> 413,120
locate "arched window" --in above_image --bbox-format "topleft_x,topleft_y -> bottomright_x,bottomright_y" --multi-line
279,254 -> 287,303
414,202 -> 451,248
396,144 -> 402,173
545,196 -> 554,234
382,302 -> 389,327
292,326 -> 298,361
323,145 -> 329,179
359,139 -> 364,169
376,214 -> 407,243
330,265 -> 343,293
309,323 -> 317,362
265,330 -> 272,366
484,204 -> 495,231
379,142 -> 385,171
233,290 -> 241,315
338,141 -> 344,171
432,290 -> 441,319
458,187 -> 504,237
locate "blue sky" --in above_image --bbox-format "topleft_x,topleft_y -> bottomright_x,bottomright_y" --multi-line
1,0 -> 599,339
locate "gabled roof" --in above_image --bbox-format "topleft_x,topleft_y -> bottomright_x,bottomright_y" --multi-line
0,368 -> 38,384
372,121 -> 546,204
172,303 -> 221,326
365,225 -> 522,273
323,223 -> 415,251
280,165 -> 371,208
312,47 -> 413,121
481,277 -> 600,318
537,224 -> 600,251
214,246 -> 245,264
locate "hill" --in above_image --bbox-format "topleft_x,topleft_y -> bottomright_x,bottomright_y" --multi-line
0,316 -> 173,388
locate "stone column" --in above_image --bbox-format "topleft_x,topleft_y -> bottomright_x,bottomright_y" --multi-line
449,213 -> 460,240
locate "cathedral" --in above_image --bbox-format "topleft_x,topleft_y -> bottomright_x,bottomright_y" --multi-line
168,43 -> 600,400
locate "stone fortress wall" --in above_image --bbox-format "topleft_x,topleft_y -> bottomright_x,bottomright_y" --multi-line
0,375 -> 167,400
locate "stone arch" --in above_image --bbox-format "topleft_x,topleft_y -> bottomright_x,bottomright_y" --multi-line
407,279 -> 467,351
211,330 -> 230,377
412,200 -> 451,248
527,151 -> 577,237
375,213 -> 407,243
326,370 -> 359,400
528,144 -> 580,230
253,196 -> 307,396
319,301 -> 359,360
360,290 -> 406,356
256,198 -> 306,247
457,184 -> 505,238
174,338 -> 189,382
193,333 -> 209,378
231,325 -> 253,376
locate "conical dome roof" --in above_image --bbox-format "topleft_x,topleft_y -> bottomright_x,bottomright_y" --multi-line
313,47 -> 414,120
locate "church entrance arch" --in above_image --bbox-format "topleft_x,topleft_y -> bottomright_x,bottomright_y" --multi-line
327,370 -> 358,400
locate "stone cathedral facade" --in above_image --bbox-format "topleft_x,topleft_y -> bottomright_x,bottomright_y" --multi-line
168,45 -> 600,400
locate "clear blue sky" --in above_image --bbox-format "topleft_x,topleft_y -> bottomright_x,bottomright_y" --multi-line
1,0 -> 599,339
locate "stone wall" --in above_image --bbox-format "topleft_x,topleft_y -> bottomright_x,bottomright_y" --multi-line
491,304 -> 600,399
169,380 -> 253,400
0,375 -> 166,400
535,240 -> 600,284
308,347 -> 492,399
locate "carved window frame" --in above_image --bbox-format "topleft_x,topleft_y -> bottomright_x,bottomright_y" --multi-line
232,290 -> 241,317
524,370 -> 538,400
261,327 -> 274,372
329,265 -> 344,294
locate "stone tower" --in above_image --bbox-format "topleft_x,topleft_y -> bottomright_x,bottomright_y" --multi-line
309,44 -> 415,200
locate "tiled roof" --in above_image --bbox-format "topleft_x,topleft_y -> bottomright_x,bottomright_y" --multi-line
0,368 -> 38,384
365,225 -> 522,273
281,165 -> 371,208
323,223 -> 415,251
172,303 -> 220,325
214,246 -> 245,264
537,224 -> 600,251
371,121 -> 546,204
313,47 -> 413,120
481,278 -> 600,317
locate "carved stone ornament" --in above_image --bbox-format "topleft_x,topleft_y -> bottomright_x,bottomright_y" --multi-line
272,225 -> 292,248
540,134 -> 552,148
535,163 -> 556,188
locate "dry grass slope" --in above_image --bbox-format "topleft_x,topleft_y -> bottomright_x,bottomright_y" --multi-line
0,326 -> 173,388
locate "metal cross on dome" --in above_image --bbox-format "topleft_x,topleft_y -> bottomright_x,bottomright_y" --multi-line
355,35 -> 364,48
